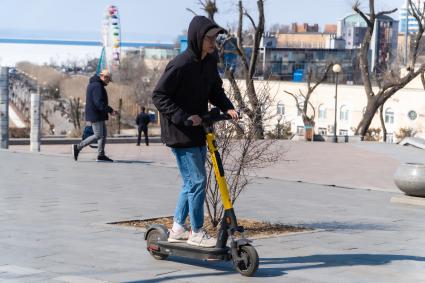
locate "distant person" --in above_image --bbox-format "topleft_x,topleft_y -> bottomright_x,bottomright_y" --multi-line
135,106 -> 151,146
72,69 -> 116,162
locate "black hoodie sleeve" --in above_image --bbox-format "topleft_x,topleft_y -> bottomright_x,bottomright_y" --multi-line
92,83 -> 113,114
152,63 -> 190,125
208,65 -> 234,112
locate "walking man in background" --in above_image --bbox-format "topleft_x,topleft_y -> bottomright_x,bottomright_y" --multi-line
72,69 -> 116,162
136,106 -> 150,146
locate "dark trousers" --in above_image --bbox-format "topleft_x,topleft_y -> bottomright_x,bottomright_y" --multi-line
137,126 -> 149,146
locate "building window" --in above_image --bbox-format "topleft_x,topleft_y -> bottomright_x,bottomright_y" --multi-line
277,103 -> 285,115
408,110 -> 417,121
340,105 -> 349,121
318,104 -> 327,120
385,108 -> 394,124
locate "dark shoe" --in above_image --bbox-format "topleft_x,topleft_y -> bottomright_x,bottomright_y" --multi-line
96,155 -> 113,162
136,144 -> 140,146
72,145 -> 80,161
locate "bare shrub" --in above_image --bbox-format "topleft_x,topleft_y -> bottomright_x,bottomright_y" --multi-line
396,127 -> 416,140
205,80 -> 283,227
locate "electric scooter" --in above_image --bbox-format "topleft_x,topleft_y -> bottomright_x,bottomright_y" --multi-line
144,108 -> 259,277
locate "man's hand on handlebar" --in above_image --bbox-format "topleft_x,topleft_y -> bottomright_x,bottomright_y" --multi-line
188,115 -> 202,126
227,109 -> 239,121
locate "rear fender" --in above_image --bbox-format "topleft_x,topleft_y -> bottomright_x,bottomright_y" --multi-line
144,224 -> 169,241
236,238 -> 252,248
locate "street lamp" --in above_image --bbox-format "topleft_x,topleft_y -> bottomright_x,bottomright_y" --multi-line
332,64 -> 342,143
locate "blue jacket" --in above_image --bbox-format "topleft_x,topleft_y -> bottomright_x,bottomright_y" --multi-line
84,75 -> 113,122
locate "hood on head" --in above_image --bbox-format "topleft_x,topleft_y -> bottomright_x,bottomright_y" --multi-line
187,16 -> 226,59
89,75 -> 102,83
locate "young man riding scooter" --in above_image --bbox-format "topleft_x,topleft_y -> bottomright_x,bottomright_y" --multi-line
152,16 -> 238,247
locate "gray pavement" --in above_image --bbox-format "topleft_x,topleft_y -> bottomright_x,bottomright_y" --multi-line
1,141 -> 425,282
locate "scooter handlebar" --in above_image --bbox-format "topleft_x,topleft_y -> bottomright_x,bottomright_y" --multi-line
184,108 -> 233,126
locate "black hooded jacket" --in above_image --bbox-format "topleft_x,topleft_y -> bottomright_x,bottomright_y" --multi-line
152,16 -> 234,148
84,75 -> 113,122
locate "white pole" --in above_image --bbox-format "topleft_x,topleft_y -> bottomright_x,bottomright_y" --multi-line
263,46 -> 266,80
30,90 -> 41,152
0,67 -> 9,149
405,0 -> 409,65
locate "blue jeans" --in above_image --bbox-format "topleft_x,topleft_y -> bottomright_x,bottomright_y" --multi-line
172,146 -> 207,231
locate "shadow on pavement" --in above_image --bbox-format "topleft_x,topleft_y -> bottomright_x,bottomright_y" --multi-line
300,221 -> 393,231
260,253 -> 425,272
113,160 -> 153,164
125,253 -> 425,282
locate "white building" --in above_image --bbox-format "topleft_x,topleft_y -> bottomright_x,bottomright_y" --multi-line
225,77 -> 425,143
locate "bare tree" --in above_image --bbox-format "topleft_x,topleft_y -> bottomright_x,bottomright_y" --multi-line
353,0 -> 425,140
115,54 -> 163,112
187,0 -> 283,227
199,0 -> 218,21
55,97 -> 83,133
284,63 -> 333,129
217,0 -> 265,139
205,84 -> 281,227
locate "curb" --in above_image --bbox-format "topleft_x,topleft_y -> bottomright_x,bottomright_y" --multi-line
9,136 -> 162,145
390,195 -> 425,207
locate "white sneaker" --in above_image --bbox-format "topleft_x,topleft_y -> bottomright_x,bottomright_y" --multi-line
168,229 -> 189,242
187,229 -> 216,248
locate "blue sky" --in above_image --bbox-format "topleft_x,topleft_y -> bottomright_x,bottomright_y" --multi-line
0,0 -> 404,42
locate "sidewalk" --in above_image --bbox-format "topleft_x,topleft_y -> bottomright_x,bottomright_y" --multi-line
10,140 -> 424,192
1,141 -> 424,282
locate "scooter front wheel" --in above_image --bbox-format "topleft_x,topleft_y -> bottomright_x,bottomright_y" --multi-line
233,244 -> 259,276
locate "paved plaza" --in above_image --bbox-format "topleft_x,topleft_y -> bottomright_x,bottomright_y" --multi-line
1,141 -> 425,282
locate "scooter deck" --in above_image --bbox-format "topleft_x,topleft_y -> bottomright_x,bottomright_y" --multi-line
157,241 -> 230,260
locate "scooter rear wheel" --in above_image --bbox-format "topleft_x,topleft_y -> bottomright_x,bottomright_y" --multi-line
233,244 -> 259,276
146,229 -> 168,260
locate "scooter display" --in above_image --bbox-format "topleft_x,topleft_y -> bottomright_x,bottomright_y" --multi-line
144,108 -> 259,277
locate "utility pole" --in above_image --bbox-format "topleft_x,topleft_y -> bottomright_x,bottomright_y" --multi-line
0,67 -> 9,149
117,98 -> 122,135
405,0 -> 409,65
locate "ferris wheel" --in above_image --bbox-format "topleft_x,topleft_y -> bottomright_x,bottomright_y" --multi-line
98,5 -> 121,73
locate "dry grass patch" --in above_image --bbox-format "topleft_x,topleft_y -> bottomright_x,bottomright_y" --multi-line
112,216 -> 310,239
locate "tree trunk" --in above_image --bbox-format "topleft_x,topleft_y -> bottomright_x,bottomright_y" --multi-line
355,96 -> 380,140
246,79 -> 264,139
379,104 -> 387,142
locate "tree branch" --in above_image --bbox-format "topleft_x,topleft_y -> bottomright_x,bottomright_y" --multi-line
186,8 -> 198,16
376,8 -> 398,18
284,90 -> 303,114
236,1 -> 249,71
353,1 -> 373,28
243,9 -> 257,30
